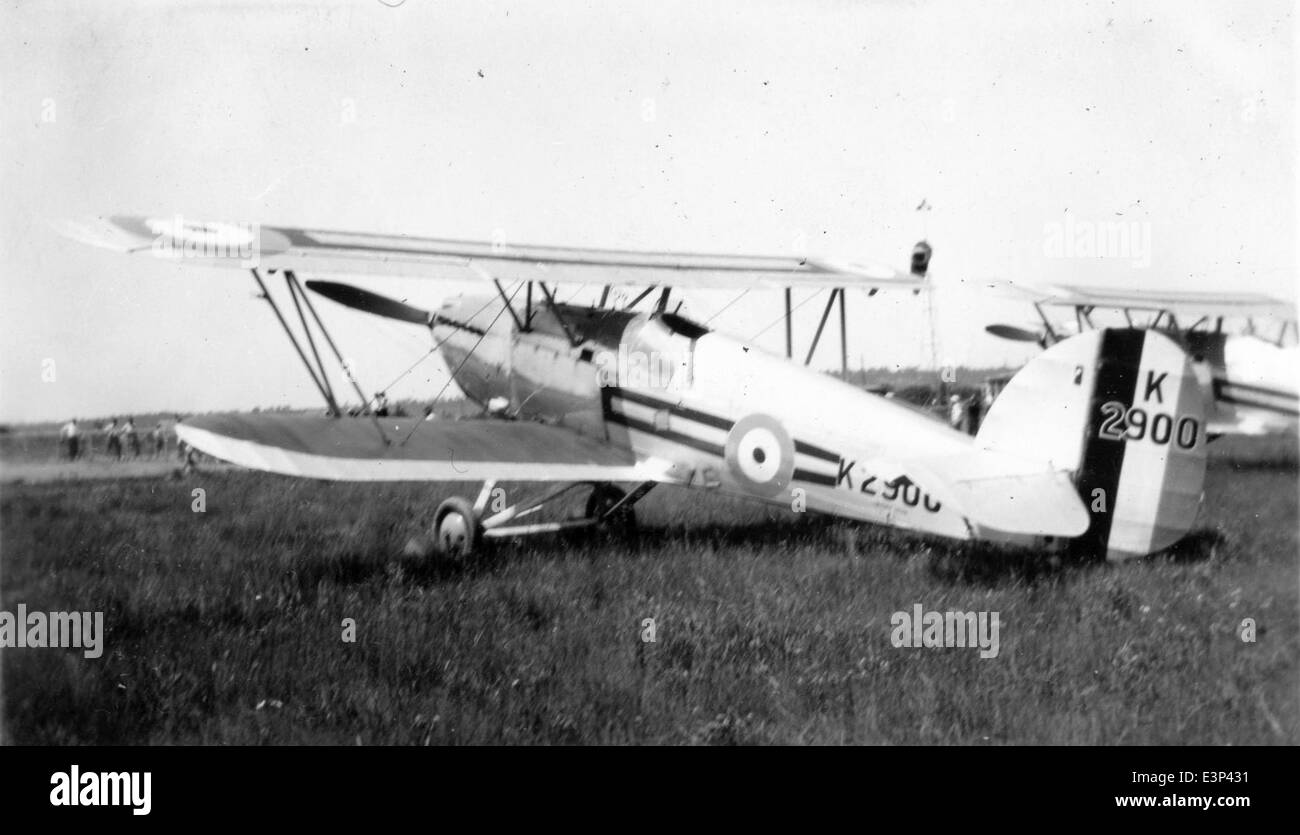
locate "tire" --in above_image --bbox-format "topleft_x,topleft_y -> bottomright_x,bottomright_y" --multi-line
585,484 -> 637,535
434,496 -> 481,561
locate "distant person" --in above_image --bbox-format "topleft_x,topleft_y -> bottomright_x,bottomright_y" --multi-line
967,397 -> 983,435
151,421 -> 167,458
123,417 -> 140,458
60,418 -> 80,460
175,417 -> 188,460
374,391 -> 390,417
103,418 -> 122,460
948,394 -> 968,433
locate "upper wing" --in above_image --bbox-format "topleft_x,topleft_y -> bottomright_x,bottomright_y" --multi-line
992,280 -> 1296,320
177,412 -> 689,484
61,215 -> 926,291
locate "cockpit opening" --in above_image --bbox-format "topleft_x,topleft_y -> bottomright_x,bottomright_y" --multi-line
656,311 -> 710,340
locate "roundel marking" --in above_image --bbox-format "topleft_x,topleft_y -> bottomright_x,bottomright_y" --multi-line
724,414 -> 796,497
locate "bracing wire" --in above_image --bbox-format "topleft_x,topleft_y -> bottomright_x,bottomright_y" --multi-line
398,282 -> 522,445
705,288 -> 751,324
748,288 -> 823,342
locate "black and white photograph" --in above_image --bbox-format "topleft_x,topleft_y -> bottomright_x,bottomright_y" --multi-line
0,0 -> 1295,793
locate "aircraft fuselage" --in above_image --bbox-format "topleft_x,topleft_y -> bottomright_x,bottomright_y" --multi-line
432,295 -> 1062,548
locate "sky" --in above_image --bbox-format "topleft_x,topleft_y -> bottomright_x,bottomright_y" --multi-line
1,0 -> 1295,423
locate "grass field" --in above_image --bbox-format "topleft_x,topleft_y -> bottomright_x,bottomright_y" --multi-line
1,434 -> 1296,745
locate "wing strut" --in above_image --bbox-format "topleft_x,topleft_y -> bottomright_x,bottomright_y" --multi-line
492,278 -> 526,331
288,271 -> 391,443
537,282 -> 582,346
251,268 -> 340,416
624,286 -> 657,311
838,287 -> 848,379
804,288 -> 842,366
284,275 -> 340,412
1035,303 -> 1059,342
784,286 -> 851,376
784,288 -> 793,359
249,268 -> 393,443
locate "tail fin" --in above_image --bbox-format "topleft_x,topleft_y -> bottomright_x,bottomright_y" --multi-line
978,328 -> 1207,561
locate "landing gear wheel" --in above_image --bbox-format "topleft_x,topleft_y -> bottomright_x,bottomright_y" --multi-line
585,484 -> 637,536
435,496 -> 481,561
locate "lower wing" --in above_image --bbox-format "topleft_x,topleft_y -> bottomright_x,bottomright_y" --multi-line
177,413 -> 689,484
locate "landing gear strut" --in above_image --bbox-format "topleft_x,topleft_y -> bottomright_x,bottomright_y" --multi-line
421,480 -> 657,560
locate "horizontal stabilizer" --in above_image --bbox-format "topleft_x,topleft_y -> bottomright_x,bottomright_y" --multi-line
890,450 -> 1089,541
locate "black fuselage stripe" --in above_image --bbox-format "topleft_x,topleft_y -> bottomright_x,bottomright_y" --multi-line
1074,329 -> 1145,557
605,408 -> 840,488
1215,392 -> 1300,417
605,387 -> 734,431
794,440 -> 840,463
1211,378 -> 1297,400
605,412 -> 724,456
607,390 -> 842,464
793,468 -> 838,486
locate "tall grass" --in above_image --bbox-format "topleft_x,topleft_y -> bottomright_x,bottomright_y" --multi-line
2,437 -> 1296,744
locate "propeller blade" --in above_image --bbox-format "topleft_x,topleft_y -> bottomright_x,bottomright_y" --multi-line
985,323 -> 1045,343
306,280 -> 432,326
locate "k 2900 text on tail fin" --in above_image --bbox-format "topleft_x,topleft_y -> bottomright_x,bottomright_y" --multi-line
978,328 -> 1207,561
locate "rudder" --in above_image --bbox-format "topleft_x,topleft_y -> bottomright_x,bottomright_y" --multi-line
978,328 -> 1207,561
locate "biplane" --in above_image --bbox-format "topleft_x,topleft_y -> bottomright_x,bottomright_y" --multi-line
984,282 -> 1299,438
67,215 -> 1208,562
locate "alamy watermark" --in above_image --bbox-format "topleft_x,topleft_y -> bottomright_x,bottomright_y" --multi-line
0,605 -> 104,659
1043,216 -> 1151,268
50,766 -> 150,815
890,604 -> 1000,659
147,214 -> 260,267
594,346 -> 685,392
